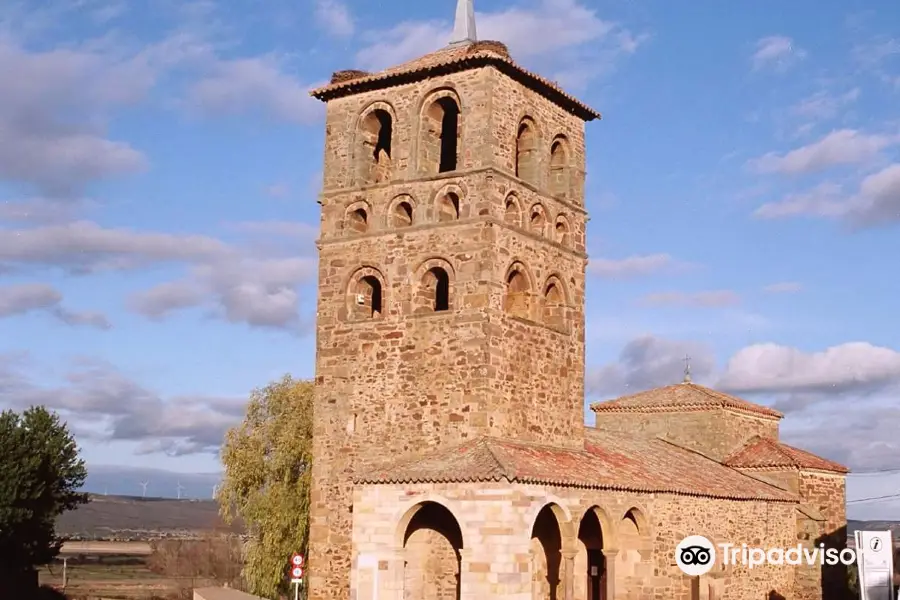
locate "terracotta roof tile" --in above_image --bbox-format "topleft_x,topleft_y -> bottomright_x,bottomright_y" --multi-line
724,436 -> 849,473
355,430 -> 796,502
309,40 -> 601,121
590,382 -> 783,419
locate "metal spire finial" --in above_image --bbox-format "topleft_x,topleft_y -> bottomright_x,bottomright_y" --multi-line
449,0 -> 477,46
682,355 -> 692,383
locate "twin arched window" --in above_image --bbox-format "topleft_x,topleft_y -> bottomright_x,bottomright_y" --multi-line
515,119 -> 572,200
355,92 -> 462,187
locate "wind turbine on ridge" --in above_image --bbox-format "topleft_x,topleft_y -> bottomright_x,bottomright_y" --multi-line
139,481 -> 149,498
176,481 -> 185,499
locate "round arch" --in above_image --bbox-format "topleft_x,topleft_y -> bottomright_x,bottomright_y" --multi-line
415,87 -> 464,175
343,265 -> 386,320
411,257 -> 456,313
393,495 -> 465,551
385,193 -> 417,228
528,203 -> 548,236
343,199 -> 372,235
504,191 -> 523,226
432,181 -> 467,221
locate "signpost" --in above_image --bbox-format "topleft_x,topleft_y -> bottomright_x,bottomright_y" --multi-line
289,553 -> 304,600
855,530 -> 895,600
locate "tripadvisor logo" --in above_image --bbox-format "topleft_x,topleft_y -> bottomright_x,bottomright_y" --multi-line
676,535 -> 717,576
675,535 -> 859,576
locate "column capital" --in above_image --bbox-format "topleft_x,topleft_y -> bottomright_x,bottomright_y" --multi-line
602,548 -> 619,558
560,549 -> 577,559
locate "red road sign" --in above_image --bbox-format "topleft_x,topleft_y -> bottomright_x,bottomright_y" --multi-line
290,553 -> 304,567
291,566 -> 303,579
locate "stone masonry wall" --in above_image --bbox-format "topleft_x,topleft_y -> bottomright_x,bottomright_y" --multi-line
350,481 -> 797,600
592,408 -> 780,461
310,64 -> 592,600
798,472 -> 848,600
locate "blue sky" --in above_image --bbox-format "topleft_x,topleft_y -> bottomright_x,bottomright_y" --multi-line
1,0 -> 899,517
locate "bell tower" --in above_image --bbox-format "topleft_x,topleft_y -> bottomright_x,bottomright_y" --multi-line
307,1 -> 600,597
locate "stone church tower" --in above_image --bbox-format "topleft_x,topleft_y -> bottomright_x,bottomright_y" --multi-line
307,0 -> 600,597
306,3 -> 847,600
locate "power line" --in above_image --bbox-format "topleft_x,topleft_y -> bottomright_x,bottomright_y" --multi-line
849,467 -> 900,476
847,492 -> 900,504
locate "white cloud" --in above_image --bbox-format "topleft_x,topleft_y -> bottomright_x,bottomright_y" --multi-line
0,283 -> 110,328
751,35 -> 806,72
587,335 -> 900,472
754,163 -> 900,226
0,355 -> 244,457
747,129 -> 897,175
637,290 -> 740,308
0,219 -> 318,331
185,56 -> 324,124
588,254 -> 689,278
719,342 -> 900,396
354,0 -> 646,88
762,282 -> 803,294
791,88 -> 860,121
314,0 -> 354,38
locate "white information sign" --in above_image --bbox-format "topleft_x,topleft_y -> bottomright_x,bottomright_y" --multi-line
855,530 -> 895,600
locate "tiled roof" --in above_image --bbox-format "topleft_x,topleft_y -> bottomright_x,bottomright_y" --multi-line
724,436 -> 849,474
355,430 -> 796,502
590,382 -> 783,419
309,40 -> 601,121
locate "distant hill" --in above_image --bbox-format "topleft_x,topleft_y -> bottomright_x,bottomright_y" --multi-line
57,494 -> 243,541
82,465 -> 222,500
848,520 -> 900,536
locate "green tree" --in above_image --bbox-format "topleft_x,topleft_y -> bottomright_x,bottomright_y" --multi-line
218,376 -> 313,599
0,406 -> 88,573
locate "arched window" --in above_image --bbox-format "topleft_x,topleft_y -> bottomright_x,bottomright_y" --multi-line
530,204 -> 547,236
358,107 -> 394,184
421,94 -> 460,174
504,194 -> 521,226
353,275 -> 382,318
504,265 -> 531,319
555,215 -> 570,246
437,192 -> 460,222
414,260 -> 454,313
392,200 -> 413,227
423,267 -> 450,311
549,137 -> 569,198
516,118 -> 539,185
346,205 -> 369,234
542,279 -> 566,329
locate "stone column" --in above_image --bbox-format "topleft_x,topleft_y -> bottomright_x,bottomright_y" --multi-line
458,548 -> 475,600
602,549 -> 619,600
561,549 -> 577,600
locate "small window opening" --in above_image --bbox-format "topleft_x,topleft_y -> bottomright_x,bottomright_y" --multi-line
504,197 -> 519,224
393,201 -> 413,227
438,192 -> 460,222
505,269 -> 530,318
373,110 -> 392,161
348,208 -> 368,233
417,266 -> 451,313
516,120 -> 538,184
360,109 -> 393,184
549,139 -> 568,198
543,282 -> 565,328
555,219 -> 570,245
530,208 -> 546,234
355,275 -> 382,318
437,98 -> 459,172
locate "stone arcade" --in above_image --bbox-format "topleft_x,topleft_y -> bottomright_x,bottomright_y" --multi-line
305,2 -> 849,599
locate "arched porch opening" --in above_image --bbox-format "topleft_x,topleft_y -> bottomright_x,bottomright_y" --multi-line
401,501 -> 463,600
530,504 -> 564,600
576,509 -> 608,600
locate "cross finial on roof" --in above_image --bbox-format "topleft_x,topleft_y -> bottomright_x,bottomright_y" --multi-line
449,0 -> 477,46
682,355 -> 692,383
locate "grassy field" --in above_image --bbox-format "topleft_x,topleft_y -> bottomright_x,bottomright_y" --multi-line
39,554 -> 218,599
46,495 -> 245,598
